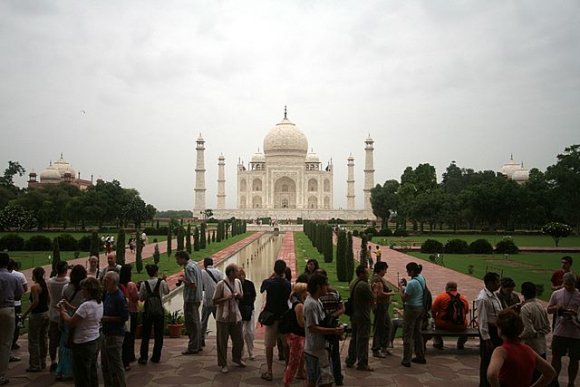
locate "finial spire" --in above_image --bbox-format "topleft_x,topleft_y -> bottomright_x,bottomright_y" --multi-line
284,105 -> 287,119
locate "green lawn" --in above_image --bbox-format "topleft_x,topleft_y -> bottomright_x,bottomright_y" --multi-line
370,234 -> 580,248
8,251 -> 86,270
408,252 -> 579,301
131,232 -> 254,282
0,231 -> 168,242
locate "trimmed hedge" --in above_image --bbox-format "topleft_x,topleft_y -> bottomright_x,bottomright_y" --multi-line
0,234 -> 25,251
78,235 -> 92,251
25,235 -> 52,251
444,239 -> 469,254
421,239 -> 444,254
57,234 -> 79,251
495,239 -> 519,254
393,229 -> 408,237
469,239 -> 493,254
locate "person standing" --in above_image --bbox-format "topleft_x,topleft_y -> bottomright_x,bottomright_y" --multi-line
519,282 -> 550,358
176,251 -> 203,355
22,267 -> 50,372
304,273 -> 344,387
200,257 -> 224,347
59,277 -> 103,387
0,253 -> 23,386
399,262 -> 427,367
283,283 -> 307,387
374,245 -> 382,263
138,264 -> 169,365
119,264 -> 139,370
213,263 -> 245,374
345,265 -> 374,371
47,261 -> 69,372
371,261 -> 393,358
238,268 -> 256,360
8,260 -> 27,353
86,256 -> 101,279
431,281 -> 469,350
102,254 -> 121,277
547,272 -> 580,387
101,271 -> 128,387
260,259 -> 291,381
496,277 -> 521,309
551,256 -> 576,291
475,272 -> 503,387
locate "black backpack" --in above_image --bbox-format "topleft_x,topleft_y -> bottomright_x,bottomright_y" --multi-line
443,292 -> 465,325
279,300 -> 301,335
144,279 -> 164,318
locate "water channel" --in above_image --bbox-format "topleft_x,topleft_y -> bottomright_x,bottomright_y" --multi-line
163,232 -> 283,336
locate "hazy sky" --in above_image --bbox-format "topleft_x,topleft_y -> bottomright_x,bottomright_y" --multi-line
1,1 -> 579,211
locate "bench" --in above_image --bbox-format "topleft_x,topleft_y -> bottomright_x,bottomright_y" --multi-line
420,328 -> 480,340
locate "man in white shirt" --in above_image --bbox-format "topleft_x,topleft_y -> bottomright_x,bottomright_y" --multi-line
8,260 -> 27,354
201,257 -> 224,347
475,272 -> 502,387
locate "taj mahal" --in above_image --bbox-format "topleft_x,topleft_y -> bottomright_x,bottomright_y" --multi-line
194,109 -> 376,221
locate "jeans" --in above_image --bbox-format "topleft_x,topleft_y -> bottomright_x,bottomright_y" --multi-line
372,304 -> 391,352
0,308 -> 15,380
101,335 -> 126,387
139,314 -> 164,362
200,305 -> 216,343
72,338 -> 99,387
184,302 -> 201,352
346,319 -> 370,368
402,307 -> 425,364
328,335 -> 343,383
389,318 -> 403,344
28,312 -> 49,369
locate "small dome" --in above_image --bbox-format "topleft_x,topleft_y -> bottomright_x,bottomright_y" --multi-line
306,149 -> 319,163
40,163 -> 61,182
263,117 -> 308,157
53,154 -> 76,178
251,149 -> 265,163
500,154 -> 520,178
512,163 -> 529,183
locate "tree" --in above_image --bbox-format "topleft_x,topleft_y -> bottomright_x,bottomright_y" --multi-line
89,231 -> 100,258
153,243 -> 160,264
336,230 -> 347,281
370,180 -> 399,229
360,234 -> 368,267
177,227 -> 185,251
0,204 -> 36,231
0,161 -> 25,187
546,145 -> 580,234
51,237 -> 61,277
200,223 -> 207,249
136,227 -> 143,273
346,232 -> 354,282
193,226 -> 200,251
186,223 -> 192,253
542,222 -> 573,247
116,228 -> 126,265
167,226 -> 172,256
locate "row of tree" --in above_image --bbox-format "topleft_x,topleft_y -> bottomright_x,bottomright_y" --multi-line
0,162 -> 157,231
370,145 -> 580,233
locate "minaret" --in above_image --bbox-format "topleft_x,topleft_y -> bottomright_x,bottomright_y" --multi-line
363,134 -> 375,211
217,154 -> 226,209
193,134 -> 206,214
347,154 -> 355,210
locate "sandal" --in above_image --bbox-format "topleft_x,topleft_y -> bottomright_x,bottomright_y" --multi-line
356,365 -> 374,372
261,372 -> 273,381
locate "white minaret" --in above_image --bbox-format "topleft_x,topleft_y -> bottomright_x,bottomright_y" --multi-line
347,154 -> 355,210
217,154 -> 226,210
363,134 -> 375,211
193,134 -> 206,214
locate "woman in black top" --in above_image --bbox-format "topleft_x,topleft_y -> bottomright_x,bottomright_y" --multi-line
239,269 -> 257,359
23,266 -> 50,372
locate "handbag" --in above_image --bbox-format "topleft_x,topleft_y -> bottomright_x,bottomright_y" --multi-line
258,310 -> 276,326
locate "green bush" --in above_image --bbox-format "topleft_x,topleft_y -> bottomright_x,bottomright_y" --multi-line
393,229 -> 408,237
364,227 -> 377,236
57,234 -> 79,251
25,235 -> 52,251
352,229 -> 360,237
0,234 -> 25,251
78,235 -> 92,251
444,239 -> 469,254
421,239 -> 444,254
377,228 -> 392,237
469,239 -> 493,254
495,238 -> 519,254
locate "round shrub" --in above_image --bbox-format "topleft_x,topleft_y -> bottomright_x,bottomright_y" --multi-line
393,229 -> 408,237
25,235 -> 52,251
57,234 -> 79,251
0,234 -> 25,251
364,227 -> 377,236
77,235 -> 92,251
444,239 -> 469,254
377,228 -> 392,237
495,239 -> 519,254
421,239 -> 444,254
352,229 -> 360,237
469,239 -> 493,254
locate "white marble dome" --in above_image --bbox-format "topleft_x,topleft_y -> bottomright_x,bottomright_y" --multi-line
500,155 -> 521,178
53,154 -> 76,178
251,149 -> 265,163
263,117 -> 308,156
40,163 -> 61,182
306,149 -> 319,163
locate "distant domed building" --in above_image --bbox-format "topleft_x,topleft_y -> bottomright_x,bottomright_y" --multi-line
28,154 -> 93,190
499,154 -> 530,184
198,108 -> 376,220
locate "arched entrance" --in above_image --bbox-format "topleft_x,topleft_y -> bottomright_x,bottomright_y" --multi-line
274,177 -> 296,208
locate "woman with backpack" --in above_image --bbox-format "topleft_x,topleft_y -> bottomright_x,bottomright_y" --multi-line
120,264 -> 139,370
138,264 -> 169,365
282,282 -> 307,387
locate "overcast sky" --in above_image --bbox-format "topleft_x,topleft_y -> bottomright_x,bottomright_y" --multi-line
1,1 -> 579,211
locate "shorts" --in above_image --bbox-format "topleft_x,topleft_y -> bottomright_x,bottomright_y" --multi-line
552,336 -> 580,360
304,352 -> 333,386
264,320 -> 282,348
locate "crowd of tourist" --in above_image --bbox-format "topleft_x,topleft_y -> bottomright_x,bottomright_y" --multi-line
1,243 -> 580,387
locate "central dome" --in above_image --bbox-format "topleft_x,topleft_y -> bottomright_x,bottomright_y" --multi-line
263,117 -> 308,157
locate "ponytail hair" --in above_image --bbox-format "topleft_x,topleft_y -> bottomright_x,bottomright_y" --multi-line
405,262 -> 422,276
32,266 -> 48,293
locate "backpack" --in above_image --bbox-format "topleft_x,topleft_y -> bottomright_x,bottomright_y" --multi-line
144,279 -> 164,318
443,292 -> 465,325
279,301 -> 301,335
